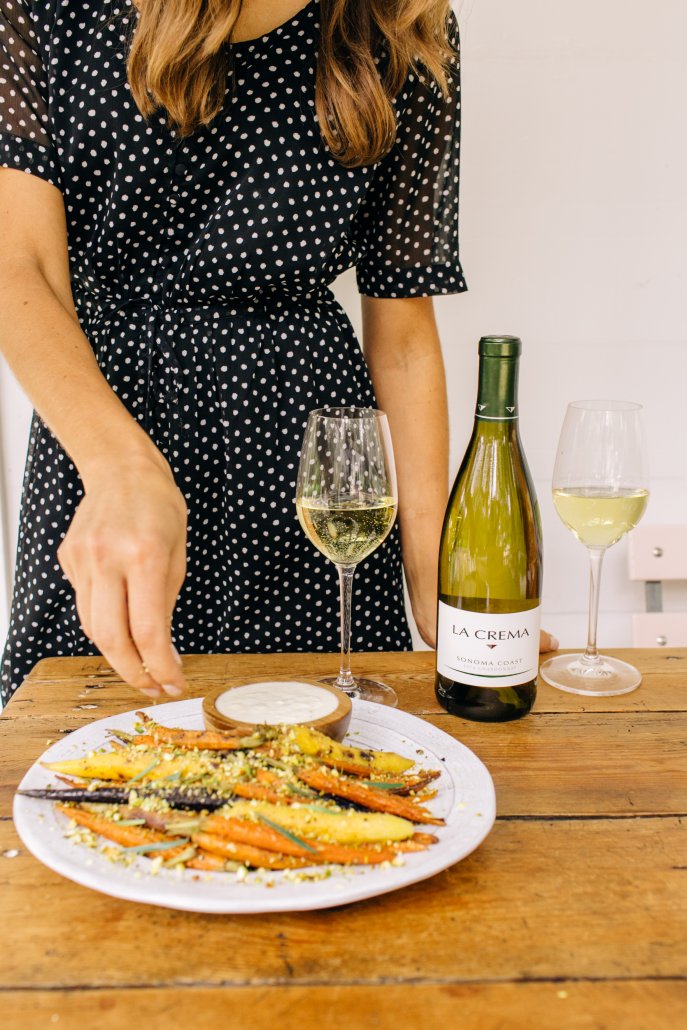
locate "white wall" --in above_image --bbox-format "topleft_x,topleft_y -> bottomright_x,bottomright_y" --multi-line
1,0 -> 686,652
335,0 -> 687,648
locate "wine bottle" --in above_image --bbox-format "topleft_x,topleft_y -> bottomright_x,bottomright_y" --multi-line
435,336 -> 542,722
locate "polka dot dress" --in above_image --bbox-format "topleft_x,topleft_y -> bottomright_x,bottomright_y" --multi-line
0,0 -> 466,702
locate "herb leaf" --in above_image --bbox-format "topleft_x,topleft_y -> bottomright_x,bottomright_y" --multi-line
257,814 -> 317,853
121,838 -> 189,855
362,781 -> 405,790
128,759 -> 161,784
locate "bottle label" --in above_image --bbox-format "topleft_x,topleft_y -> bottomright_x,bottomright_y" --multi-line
436,602 -> 541,688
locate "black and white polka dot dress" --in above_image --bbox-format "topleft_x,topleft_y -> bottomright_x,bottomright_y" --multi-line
0,0 -> 465,702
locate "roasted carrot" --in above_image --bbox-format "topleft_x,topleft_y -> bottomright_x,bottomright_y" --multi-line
191,832 -> 309,870
202,814 -> 398,866
298,769 -> 445,826
387,771 -> 442,795
255,768 -> 284,787
233,783 -> 287,805
54,774 -> 89,788
409,832 -> 440,845
249,746 -> 375,777
393,832 -> 440,853
243,769 -> 315,805
132,714 -> 256,751
128,732 -> 247,751
315,755 -> 386,777
56,805 -> 191,860
307,754 -> 430,779
186,851 -> 227,872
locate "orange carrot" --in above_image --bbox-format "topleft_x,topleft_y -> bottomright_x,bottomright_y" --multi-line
130,731 -> 251,751
202,815 -> 397,866
132,714 -> 254,751
240,771 -> 316,805
410,831 -> 440,845
202,814 -> 311,855
186,851 -> 227,872
191,832 -> 309,870
391,771 -> 442,795
298,769 -> 445,826
394,832 -> 440,853
233,783 -> 287,805
56,805 -> 190,860
55,775 -> 89,788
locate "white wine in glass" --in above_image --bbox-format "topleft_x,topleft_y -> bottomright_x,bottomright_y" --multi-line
540,400 -> 649,696
295,407 -> 399,706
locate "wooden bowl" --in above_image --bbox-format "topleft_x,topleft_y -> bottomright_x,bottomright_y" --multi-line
202,678 -> 352,742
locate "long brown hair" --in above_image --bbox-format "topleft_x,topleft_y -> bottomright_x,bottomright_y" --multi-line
127,0 -> 457,168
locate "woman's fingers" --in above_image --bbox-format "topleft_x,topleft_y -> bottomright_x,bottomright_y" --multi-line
73,569 -> 94,643
539,630 -> 560,653
127,558 -> 187,697
57,541 -> 93,641
76,574 -> 95,647
88,573 -> 165,697
53,454 -> 188,697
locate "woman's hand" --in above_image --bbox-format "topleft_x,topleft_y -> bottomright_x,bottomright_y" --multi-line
0,170 -> 190,698
57,453 -> 188,698
408,589 -> 439,649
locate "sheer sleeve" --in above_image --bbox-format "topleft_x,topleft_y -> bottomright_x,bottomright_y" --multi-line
0,0 -> 61,188
354,11 -> 466,298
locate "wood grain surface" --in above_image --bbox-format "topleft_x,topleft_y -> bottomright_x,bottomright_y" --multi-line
4,982 -> 687,1030
1,649 -> 686,1029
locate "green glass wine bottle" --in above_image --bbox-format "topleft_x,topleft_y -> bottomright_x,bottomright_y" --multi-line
436,336 -> 543,722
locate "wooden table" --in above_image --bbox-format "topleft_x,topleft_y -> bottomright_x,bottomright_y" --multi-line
1,650 -> 686,1029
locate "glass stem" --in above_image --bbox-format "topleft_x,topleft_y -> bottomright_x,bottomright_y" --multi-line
584,548 -> 606,663
335,564 -> 356,693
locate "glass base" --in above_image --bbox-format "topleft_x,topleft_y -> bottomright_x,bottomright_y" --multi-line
539,653 -> 642,696
320,676 -> 398,707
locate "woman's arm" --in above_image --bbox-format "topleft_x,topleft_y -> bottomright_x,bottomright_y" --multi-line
361,295 -> 559,653
361,295 -> 447,647
0,169 -> 188,696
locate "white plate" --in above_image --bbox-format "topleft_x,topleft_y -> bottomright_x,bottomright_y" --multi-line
13,699 -> 495,913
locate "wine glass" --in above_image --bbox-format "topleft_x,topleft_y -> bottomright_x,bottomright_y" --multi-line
540,400 -> 649,696
296,407 -> 399,706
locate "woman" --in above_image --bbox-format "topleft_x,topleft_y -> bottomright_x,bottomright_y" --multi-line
0,1 -> 552,703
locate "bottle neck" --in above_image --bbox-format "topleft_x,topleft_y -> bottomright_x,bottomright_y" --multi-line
475,355 -> 519,423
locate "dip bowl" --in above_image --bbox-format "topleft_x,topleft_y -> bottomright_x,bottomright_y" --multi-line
203,679 -> 352,741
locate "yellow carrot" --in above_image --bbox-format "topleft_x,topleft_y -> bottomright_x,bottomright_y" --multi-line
289,724 -> 415,775
44,751 -> 205,783
228,800 -> 414,844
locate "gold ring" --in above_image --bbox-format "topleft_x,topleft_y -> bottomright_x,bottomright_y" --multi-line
141,662 -> 150,676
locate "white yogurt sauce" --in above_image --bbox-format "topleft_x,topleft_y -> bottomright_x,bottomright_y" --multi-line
215,681 -> 338,725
